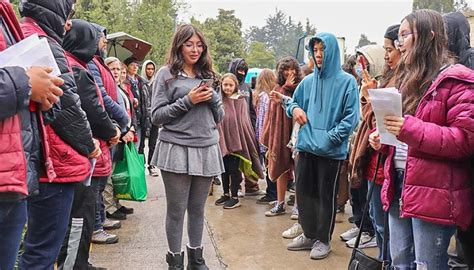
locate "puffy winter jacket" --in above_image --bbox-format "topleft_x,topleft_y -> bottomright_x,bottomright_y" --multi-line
88,56 -> 129,130
381,64 -> 474,230
20,1 -> 95,183
64,19 -> 117,177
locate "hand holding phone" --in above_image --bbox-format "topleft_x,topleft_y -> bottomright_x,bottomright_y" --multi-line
199,79 -> 213,89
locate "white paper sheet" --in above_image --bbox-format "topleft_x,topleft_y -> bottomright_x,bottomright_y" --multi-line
0,34 -> 60,76
368,87 -> 403,147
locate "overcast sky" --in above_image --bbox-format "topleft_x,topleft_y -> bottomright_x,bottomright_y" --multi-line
179,0 -> 474,53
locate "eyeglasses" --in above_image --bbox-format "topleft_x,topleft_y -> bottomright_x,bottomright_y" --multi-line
394,32 -> 415,48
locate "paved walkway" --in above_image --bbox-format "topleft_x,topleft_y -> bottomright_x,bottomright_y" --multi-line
90,173 -> 377,269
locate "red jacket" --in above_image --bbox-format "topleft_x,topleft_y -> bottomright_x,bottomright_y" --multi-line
381,65 -> 474,230
92,56 -> 118,102
66,52 -> 112,177
21,18 -> 93,184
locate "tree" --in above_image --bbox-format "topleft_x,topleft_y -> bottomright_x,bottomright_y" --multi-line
246,41 -> 276,69
245,9 -> 316,62
412,0 -> 454,13
193,9 -> 246,73
356,34 -> 376,49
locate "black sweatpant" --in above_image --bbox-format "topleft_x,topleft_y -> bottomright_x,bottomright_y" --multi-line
147,124 -> 159,165
57,180 -> 98,269
222,155 -> 242,198
296,152 -> 341,243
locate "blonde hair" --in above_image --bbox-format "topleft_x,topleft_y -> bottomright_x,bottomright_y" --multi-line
221,73 -> 239,95
254,69 -> 276,106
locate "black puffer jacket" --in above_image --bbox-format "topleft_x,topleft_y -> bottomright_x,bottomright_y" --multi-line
444,11 -> 474,70
63,19 -> 117,141
20,0 -> 95,156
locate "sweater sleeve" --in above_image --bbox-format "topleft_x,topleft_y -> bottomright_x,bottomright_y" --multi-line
398,84 -> 474,159
151,69 -> 194,126
209,89 -> 225,124
286,82 -> 304,118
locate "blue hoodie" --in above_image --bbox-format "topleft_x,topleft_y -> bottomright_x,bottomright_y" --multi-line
286,32 -> 359,160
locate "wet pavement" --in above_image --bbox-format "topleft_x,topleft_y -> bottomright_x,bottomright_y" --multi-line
90,173 -> 378,269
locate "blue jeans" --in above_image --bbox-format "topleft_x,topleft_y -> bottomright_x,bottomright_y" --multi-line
0,200 -> 27,270
389,170 -> 456,270
92,176 -> 108,231
20,183 -> 75,270
368,181 -> 390,261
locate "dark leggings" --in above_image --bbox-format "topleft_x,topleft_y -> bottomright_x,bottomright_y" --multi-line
222,155 -> 242,198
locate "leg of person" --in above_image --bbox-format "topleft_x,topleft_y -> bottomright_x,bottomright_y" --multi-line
225,156 -> 242,209
336,159 -> 349,212
412,218 -> 456,270
186,175 -> 213,269
134,127 -> 142,152
0,200 -> 27,270
388,196 -> 415,269
368,181 -> 389,260
138,125 -> 146,155
147,124 -> 159,168
103,174 -> 126,220
308,156 -> 340,260
20,183 -> 75,269
162,171 -> 192,253
57,182 -> 99,270
93,176 -> 108,231
457,221 -> 474,268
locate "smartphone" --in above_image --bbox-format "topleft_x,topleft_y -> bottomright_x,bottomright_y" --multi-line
199,79 -> 213,88
358,56 -> 367,70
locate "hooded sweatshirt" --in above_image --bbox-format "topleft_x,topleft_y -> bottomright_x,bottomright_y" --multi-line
444,11 -> 474,70
286,32 -> 360,160
141,60 -> 157,85
356,44 -> 386,79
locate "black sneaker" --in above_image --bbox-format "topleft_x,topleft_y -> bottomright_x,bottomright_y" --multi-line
256,195 -> 276,205
287,195 -> 295,206
106,210 -> 126,220
223,198 -> 241,209
213,177 -> 221,186
215,195 -> 230,206
118,206 -> 134,215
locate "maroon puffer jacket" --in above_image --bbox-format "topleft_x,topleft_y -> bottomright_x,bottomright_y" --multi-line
381,64 -> 474,230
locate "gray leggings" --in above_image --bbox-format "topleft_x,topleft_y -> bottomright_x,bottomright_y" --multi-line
161,170 -> 213,253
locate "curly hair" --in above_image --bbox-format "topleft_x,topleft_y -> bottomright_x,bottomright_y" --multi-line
276,56 -> 302,86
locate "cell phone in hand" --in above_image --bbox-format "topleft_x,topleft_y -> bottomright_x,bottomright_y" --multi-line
199,78 -> 213,89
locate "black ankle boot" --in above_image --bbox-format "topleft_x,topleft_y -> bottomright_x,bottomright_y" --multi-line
166,251 -> 184,270
186,246 -> 209,270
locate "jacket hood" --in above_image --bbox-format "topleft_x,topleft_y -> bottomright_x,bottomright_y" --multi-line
444,11 -> 471,66
19,0 -> 74,44
63,19 -> 99,63
228,58 -> 248,79
308,32 -> 341,78
356,44 -> 386,79
91,22 -> 107,57
141,60 -> 156,81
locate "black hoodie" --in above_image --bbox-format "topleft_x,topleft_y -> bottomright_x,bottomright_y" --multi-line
63,19 -> 117,141
19,0 -> 74,44
444,11 -> 474,70
228,58 -> 256,129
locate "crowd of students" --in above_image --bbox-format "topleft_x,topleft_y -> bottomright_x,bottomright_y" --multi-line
0,0 -> 473,269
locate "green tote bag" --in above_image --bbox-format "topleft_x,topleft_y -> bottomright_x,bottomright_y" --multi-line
112,142 -> 147,201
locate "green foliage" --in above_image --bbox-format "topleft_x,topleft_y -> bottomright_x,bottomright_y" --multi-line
193,9 -> 246,73
412,0 -> 454,13
246,41 -> 276,69
75,0 -> 178,65
246,9 -> 316,62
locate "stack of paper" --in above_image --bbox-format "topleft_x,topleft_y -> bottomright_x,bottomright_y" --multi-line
0,34 -> 60,76
368,87 -> 403,147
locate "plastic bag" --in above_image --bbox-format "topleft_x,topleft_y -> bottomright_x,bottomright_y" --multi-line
112,142 -> 147,201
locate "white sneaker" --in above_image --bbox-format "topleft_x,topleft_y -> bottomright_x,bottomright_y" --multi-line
345,232 -> 377,248
282,223 -> 303,239
237,191 -> 244,198
290,207 -> 299,220
340,226 -> 360,241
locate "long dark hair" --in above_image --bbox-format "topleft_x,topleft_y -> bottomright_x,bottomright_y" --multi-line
276,56 -> 302,86
166,24 -> 215,79
396,9 -> 448,115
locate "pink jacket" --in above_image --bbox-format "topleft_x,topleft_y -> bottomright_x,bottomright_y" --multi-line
381,64 -> 474,230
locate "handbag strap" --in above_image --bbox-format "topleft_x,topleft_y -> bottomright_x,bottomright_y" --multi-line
350,152 -> 382,254
382,210 -> 389,268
